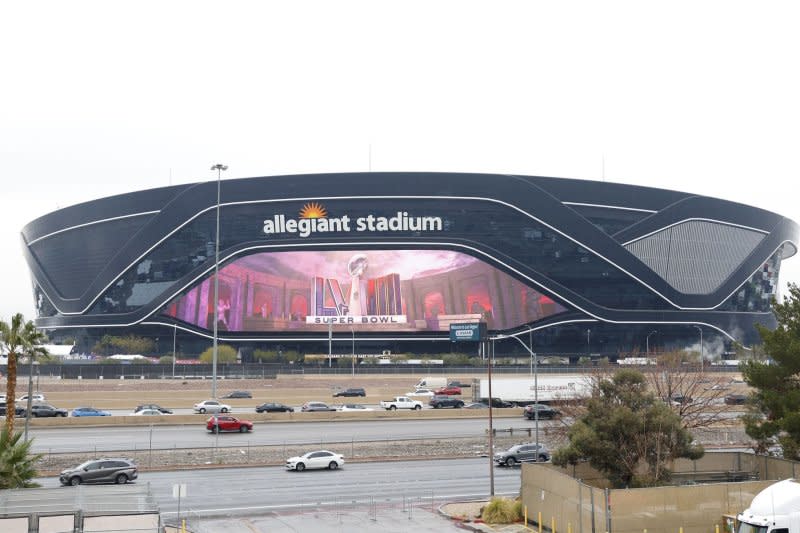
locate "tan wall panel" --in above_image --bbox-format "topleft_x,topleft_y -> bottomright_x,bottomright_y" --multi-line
39,514 -> 75,533
521,453 -> 786,533
0,517 -> 29,533
83,513 -> 160,532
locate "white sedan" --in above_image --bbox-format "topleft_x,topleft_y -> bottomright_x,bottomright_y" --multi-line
131,409 -> 169,416
337,404 -> 374,412
193,400 -> 231,414
286,450 -> 345,471
406,389 -> 435,397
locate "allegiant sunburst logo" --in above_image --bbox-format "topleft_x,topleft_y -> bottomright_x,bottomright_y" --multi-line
262,201 -> 442,238
299,202 -> 327,219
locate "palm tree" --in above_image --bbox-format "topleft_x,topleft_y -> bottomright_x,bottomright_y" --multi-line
0,427 -> 42,488
0,314 -> 47,434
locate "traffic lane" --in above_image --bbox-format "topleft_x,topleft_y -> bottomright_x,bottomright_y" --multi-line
27,417 -> 554,453
106,402 -> 468,416
36,458 -> 521,515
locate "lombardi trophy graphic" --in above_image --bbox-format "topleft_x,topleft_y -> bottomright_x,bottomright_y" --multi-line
347,254 -> 368,316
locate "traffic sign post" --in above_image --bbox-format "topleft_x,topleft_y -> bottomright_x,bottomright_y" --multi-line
172,483 -> 187,523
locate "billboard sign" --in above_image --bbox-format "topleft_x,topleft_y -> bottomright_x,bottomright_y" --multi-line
450,322 -> 487,342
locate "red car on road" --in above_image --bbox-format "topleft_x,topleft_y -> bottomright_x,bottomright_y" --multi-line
206,415 -> 254,433
434,385 -> 462,396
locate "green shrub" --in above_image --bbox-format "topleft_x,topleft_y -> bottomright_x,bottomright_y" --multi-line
198,344 -> 237,363
481,497 -> 521,524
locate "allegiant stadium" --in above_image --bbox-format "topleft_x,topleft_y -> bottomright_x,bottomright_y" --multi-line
21,172 -> 799,360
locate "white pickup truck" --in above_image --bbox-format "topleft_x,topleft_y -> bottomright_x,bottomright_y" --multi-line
380,396 -> 423,411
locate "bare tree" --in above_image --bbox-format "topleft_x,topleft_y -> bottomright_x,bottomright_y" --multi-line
642,351 -> 731,429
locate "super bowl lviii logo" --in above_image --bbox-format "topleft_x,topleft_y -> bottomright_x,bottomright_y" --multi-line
308,253 -> 407,325
262,202 -> 443,238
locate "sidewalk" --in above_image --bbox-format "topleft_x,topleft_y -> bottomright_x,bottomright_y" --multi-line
165,500 -> 534,533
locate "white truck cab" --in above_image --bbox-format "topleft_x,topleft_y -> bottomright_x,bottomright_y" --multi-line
737,479 -> 800,533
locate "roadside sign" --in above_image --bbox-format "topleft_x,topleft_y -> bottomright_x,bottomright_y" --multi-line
449,322 -> 487,342
172,484 -> 187,498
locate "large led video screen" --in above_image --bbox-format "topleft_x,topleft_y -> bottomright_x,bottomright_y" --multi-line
161,250 -> 566,332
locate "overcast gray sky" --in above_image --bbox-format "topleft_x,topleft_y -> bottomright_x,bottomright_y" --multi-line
1,1 -> 799,322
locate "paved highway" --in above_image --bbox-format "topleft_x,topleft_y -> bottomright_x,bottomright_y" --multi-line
36,458 -> 522,517
28,418 -> 549,453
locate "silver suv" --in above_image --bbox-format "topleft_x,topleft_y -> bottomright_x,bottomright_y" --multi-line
494,443 -> 550,466
59,458 -> 138,486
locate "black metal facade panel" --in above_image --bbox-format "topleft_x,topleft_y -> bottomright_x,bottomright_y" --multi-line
21,172 -> 799,341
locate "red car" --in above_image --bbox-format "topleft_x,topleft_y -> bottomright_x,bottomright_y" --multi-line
434,385 -> 462,396
206,415 -> 254,433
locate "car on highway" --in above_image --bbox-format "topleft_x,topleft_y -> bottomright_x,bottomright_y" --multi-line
494,443 -> 550,466
20,393 -> 46,402
286,450 -> 345,471
0,402 -> 26,417
25,403 -> 68,417
207,415 -> 254,433
332,387 -> 366,397
523,403 -> 561,420
193,400 -> 231,414
480,397 -> 514,408
59,458 -> 138,486
724,393 -> 748,405
222,390 -> 253,399
669,394 -> 693,405
433,385 -> 462,396
448,380 -> 472,388
301,401 -> 336,412
134,404 -> 173,414
255,402 -> 294,413
406,388 -> 435,397
337,403 -> 374,412
71,406 -> 111,417
429,396 -> 465,409
132,409 -> 169,416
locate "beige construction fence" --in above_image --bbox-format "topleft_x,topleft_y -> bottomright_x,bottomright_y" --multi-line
520,452 -> 798,533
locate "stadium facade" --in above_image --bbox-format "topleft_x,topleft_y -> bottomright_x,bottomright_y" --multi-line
21,172 -> 799,359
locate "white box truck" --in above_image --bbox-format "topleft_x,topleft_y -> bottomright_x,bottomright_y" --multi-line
737,479 -> 800,533
478,376 -> 591,406
414,376 -> 448,390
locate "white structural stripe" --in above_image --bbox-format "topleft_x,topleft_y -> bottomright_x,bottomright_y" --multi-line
493,319 -> 744,345
625,220 -> 766,295
562,201 -> 657,214
34,194 -> 787,316
622,217 -> 769,246
26,210 -> 161,246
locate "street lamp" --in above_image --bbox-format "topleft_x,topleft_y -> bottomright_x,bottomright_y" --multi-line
586,328 -> 591,355
506,334 -> 540,463
210,163 -> 228,399
350,327 -> 356,378
172,325 -> 177,379
646,330 -> 658,356
693,325 -> 703,374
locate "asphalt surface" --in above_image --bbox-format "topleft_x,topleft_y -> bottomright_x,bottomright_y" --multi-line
27,417 -> 552,453
37,458 -> 521,518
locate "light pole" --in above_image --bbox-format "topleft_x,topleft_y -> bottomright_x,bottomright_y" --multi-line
210,163 -> 228,399
693,325 -> 703,374
506,334 -> 540,462
350,327 -> 355,377
24,355 -> 34,442
586,328 -> 591,355
172,325 -> 177,379
646,330 -> 658,356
